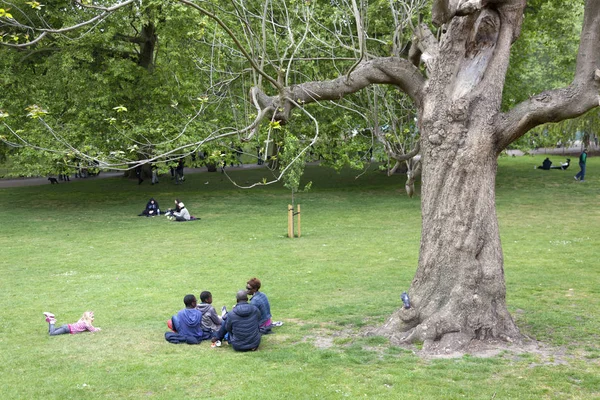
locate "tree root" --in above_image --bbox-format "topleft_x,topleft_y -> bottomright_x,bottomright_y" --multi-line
369,305 -> 522,355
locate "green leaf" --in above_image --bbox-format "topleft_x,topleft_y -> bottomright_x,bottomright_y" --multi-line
112,105 -> 128,113
25,105 -> 49,119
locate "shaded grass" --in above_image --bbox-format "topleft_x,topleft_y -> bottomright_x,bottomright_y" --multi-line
0,155 -> 598,399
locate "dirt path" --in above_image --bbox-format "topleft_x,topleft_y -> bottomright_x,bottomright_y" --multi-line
0,164 -> 264,189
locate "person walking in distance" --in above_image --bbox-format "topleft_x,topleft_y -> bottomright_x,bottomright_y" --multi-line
574,148 -> 588,181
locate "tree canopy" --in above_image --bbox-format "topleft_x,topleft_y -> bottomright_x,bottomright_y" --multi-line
1,1 -> 595,176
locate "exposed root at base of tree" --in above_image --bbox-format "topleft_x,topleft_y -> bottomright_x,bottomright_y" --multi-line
295,318 -> 578,363
365,305 -> 523,355
304,327 -> 574,363
371,332 -> 572,362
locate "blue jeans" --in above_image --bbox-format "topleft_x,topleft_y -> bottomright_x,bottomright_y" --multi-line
213,322 -> 229,342
575,162 -> 586,180
49,323 -> 70,336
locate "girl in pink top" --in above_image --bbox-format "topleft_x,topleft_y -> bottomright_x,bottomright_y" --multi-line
43,311 -> 101,335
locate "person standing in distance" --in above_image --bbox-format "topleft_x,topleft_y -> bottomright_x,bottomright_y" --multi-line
574,148 -> 588,181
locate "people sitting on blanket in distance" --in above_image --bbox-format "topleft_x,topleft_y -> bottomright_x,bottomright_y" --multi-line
165,294 -> 209,344
167,198 -> 191,221
139,198 -> 159,217
212,290 -> 261,352
196,291 -> 224,336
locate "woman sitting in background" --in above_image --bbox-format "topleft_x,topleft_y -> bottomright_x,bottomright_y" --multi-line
167,199 -> 191,221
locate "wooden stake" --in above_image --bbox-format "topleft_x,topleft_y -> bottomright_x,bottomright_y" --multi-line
288,204 -> 293,238
297,204 -> 301,238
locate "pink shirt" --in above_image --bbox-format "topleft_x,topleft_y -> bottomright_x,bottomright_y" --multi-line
68,319 -> 99,334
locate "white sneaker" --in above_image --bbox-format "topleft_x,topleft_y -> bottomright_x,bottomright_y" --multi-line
43,312 -> 55,319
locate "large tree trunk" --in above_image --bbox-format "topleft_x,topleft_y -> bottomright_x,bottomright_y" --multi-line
378,123 -> 520,350
375,3 -> 525,350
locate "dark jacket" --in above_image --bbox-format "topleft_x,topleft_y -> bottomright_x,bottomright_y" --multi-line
165,331 -> 202,344
219,302 -> 261,351
145,199 -> 159,212
541,158 -> 552,170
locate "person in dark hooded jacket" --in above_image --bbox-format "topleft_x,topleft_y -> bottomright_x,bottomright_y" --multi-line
139,198 -> 160,217
212,290 -> 261,351
165,294 -> 207,344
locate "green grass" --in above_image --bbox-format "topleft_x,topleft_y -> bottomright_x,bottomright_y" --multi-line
0,155 -> 598,399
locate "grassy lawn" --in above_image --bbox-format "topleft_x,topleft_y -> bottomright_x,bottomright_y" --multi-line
0,155 -> 598,399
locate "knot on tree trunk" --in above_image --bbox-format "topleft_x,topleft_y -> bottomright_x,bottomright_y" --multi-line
399,307 -> 419,323
250,86 -> 293,124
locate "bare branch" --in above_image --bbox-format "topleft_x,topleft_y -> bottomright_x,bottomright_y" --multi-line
224,98 -> 320,190
393,141 -> 421,163
1,0 -> 137,48
345,0 -> 366,81
178,0 -> 282,91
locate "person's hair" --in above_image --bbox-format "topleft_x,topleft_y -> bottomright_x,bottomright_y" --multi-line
80,311 -> 94,324
236,290 -> 249,302
183,294 -> 196,307
200,291 -> 211,303
247,277 -> 261,291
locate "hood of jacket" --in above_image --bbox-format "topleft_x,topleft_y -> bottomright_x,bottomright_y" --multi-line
196,303 -> 213,314
232,302 -> 256,318
179,308 -> 201,327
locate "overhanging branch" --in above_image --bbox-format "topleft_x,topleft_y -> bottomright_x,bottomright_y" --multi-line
253,57 -> 425,122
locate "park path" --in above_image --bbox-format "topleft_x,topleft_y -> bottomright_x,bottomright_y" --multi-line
0,164 -> 264,189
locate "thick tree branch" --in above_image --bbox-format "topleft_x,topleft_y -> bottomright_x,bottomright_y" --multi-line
253,57 -> 425,122
496,0 -> 600,151
409,23 -> 439,70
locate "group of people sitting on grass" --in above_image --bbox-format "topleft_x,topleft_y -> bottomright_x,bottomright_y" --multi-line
164,278 -> 282,351
42,277 -> 282,352
138,198 -> 197,221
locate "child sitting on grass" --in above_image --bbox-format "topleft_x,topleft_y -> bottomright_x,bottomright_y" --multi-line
43,311 -> 101,336
196,291 -> 226,335
165,294 -> 209,344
